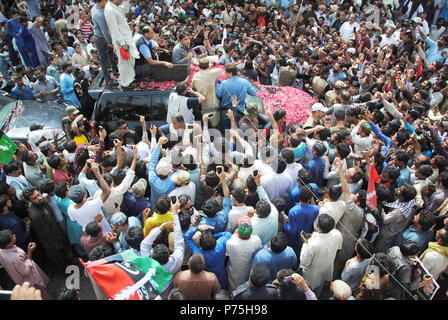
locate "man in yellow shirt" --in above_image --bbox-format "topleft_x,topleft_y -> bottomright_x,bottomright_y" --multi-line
143,195 -> 174,236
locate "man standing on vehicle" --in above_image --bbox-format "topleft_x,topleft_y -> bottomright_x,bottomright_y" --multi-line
134,26 -> 175,81
91,0 -> 119,89
60,63 -> 82,108
32,66 -> 60,102
61,106 -> 81,140
104,0 -> 139,90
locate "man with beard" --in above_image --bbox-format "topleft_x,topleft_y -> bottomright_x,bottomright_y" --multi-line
21,186 -> 72,275
32,66 -> 60,102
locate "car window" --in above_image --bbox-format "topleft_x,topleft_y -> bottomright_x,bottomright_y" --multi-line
104,93 -> 168,122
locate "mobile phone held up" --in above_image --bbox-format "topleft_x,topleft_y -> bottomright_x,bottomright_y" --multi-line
216,166 -> 223,174
284,276 -> 294,283
170,196 -> 177,204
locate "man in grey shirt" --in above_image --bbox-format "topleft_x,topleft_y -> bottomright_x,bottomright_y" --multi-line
91,0 -> 118,88
172,32 -> 193,72
325,90 -> 353,126
32,66 -> 60,102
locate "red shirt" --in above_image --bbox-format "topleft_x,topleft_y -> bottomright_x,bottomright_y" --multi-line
52,169 -> 70,185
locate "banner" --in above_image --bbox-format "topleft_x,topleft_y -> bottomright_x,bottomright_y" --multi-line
366,165 -> 380,211
0,130 -> 18,164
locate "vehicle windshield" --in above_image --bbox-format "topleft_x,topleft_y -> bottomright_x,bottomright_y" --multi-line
0,96 -> 17,131
14,102 -> 67,130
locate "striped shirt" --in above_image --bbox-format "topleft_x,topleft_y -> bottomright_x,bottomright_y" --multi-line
79,19 -> 93,41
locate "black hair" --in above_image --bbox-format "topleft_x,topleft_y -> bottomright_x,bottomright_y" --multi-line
152,244 -> 171,265
316,128 -> 330,141
102,153 -> 117,168
155,195 -> 171,214
270,232 -> 287,253
188,253 -> 206,274
371,252 -> 392,277
64,140 -> 77,153
439,227 -> 448,246
418,165 -> 433,178
40,179 -> 55,194
313,142 -> 327,157
199,232 -> 216,251
329,185 -> 342,201
111,168 -> 127,186
299,186 -> 313,203
202,199 -> 220,218
89,244 -> 114,261
246,175 -> 257,192
276,268 -> 296,289
417,210 -> 435,231
334,109 -> 346,121
85,221 -> 101,237
317,214 -> 335,233
270,156 -> 287,174
382,165 -> 400,181
108,131 -> 123,143
281,148 -> 295,164
358,190 -> 367,208
272,198 -> 287,215
182,154 -> 198,171
74,148 -> 90,169
336,143 -> 351,159
54,181 -> 68,199
48,154 -> 62,169
178,211 -> 191,231
204,172 -> 220,188
376,184 -> 393,202
399,184 -> 417,202
399,240 -> 421,257
441,172 -> 448,189
255,199 -> 271,218
356,239 -> 375,260
298,169 -> 313,185
4,161 -> 21,175
231,187 -> 247,204
125,226 -> 144,250
21,186 -> 39,201
395,150 -> 410,165
396,130 -> 409,146
0,195 -> 9,211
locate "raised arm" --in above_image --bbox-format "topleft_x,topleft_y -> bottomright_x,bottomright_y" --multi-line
91,162 -> 111,203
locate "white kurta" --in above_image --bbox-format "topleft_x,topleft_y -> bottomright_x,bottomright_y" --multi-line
300,229 -> 343,291
104,0 -> 139,87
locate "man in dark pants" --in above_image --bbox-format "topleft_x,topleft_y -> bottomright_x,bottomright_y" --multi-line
91,0 -> 119,89
134,27 -> 189,82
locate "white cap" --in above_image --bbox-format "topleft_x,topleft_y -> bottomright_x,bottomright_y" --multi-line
412,17 -> 422,25
346,47 -> 356,55
311,102 -> 328,113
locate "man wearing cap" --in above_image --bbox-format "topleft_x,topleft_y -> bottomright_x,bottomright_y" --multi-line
232,262 -> 279,300
67,162 -> 113,233
32,66 -> 60,102
303,103 -> 328,130
134,26 -> 177,81
325,80 -> 346,107
121,178 -> 151,222
350,119 -> 373,155
61,106 -> 81,140
91,0 -> 119,89
147,136 -> 175,206
169,170 -> 196,204
106,211 -> 142,253
225,215 -> 262,292
191,58 -> 223,128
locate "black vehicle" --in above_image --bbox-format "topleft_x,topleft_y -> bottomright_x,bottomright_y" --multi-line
0,95 -> 68,146
89,70 -> 172,135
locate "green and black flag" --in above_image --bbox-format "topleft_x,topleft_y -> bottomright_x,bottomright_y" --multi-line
0,130 -> 17,164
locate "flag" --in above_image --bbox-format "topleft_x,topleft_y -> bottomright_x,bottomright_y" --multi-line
0,130 -> 18,164
81,250 -> 173,300
415,56 -> 423,80
366,165 -> 380,211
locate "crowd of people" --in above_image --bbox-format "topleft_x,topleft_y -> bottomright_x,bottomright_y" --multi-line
0,0 -> 448,301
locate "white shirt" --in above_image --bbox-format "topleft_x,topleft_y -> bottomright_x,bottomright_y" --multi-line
68,197 -> 112,232
225,205 -> 254,233
260,172 -> 294,200
380,34 -> 398,47
421,251 -> 448,280
284,162 -> 303,189
169,182 -> 196,205
300,229 -> 343,290
351,124 -> 373,155
314,200 -> 346,231
225,234 -> 262,292
339,21 -> 359,42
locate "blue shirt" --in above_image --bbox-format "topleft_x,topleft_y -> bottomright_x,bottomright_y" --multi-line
283,203 -> 319,252
303,157 -> 325,187
395,225 -> 434,249
215,76 -> 257,112
60,72 -> 81,107
424,38 -> 448,64
184,227 -> 232,289
286,183 -> 319,212
249,244 -> 298,282
198,197 -> 231,233
0,212 -> 29,251
138,38 -> 157,59
397,167 -> 412,188
147,145 -> 175,205
5,18 -> 21,38
121,191 -> 151,219
11,84 -> 34,101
